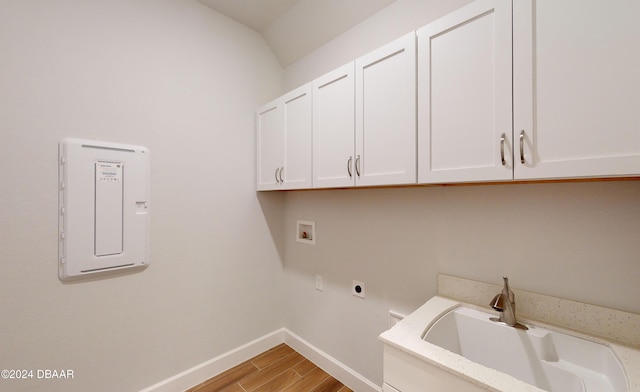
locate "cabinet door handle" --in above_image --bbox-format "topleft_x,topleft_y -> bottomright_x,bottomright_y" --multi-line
519,130 -> 526,164
355,155 -> 361,177
500,133 -> 506,166
274,168 -> 280,184
279,166 -> 284,183
347,156 -> 353,178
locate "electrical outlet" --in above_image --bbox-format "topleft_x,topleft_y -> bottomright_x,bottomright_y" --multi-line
352,280 -> 365,299
315,275 -> 324,292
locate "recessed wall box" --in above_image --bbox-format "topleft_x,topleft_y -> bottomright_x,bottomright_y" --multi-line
296,220 -> 315,245
58,138 -> 150,281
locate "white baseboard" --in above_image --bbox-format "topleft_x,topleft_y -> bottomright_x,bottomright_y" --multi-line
140,328 -> 380,392
284,330 -> 382,392
139,329 -> 285,392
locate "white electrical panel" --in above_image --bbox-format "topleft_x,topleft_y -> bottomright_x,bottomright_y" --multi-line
58,138 -> 150,281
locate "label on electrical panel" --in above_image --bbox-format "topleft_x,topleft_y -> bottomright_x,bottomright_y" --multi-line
96,162 -> 123,182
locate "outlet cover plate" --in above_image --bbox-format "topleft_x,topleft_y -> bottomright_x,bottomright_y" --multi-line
352,280 -> 365,298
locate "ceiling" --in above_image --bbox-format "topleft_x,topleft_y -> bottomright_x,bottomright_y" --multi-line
198,0 -> 396,67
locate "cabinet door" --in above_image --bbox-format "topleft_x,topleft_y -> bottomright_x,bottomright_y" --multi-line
356,33 -> 417,187
313,63 -> 356,188
256,101 -> 283,190
417,0 -> 512,183
281,83 -> 312,189
513,0 -> 640,179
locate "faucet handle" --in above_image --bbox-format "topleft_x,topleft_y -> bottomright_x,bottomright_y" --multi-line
490,293 -> 504,311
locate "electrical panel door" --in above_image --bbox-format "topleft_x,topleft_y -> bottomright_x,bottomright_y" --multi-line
58,138 -> 150,281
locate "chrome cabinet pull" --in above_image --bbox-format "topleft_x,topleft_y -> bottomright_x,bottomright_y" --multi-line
347,156 -> 353,178
500,133 -> 506,166
519,130 -> 526,164
274,168 -> 280,183
279,166 -> 284,183
355,155 -> 361,177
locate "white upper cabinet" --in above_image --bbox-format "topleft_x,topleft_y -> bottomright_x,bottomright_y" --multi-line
356,32 -> 417,186
313,63 -> 356,188
281,85 -> 313,189
513,0 -> 640,180
313,33 -> 417,189
260,0 -> 640,191
256,101 -> 283,190
419,0 -> 640,184
257,83 -> 312,190
417,0 -> 513,184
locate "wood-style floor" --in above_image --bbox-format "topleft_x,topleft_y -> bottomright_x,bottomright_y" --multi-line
186,344 -> 353,392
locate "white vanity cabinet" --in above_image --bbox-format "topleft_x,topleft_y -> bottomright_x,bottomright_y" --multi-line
417,0 -> 513,184
256,83 -> 312,190
313,33 -> 417,188
513,0 -> 640,180
382,382 -> 401,392
418,0 -> 640,184
383,345 -> 486,392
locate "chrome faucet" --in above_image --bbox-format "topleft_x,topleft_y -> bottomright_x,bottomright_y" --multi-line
489,277 -> 527,330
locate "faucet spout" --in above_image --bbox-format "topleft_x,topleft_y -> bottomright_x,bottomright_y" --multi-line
489,277 -> 527,330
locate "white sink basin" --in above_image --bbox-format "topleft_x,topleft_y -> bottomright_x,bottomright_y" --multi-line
423,306 -> 628,392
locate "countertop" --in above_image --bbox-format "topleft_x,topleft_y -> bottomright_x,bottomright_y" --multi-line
379,296 -> 640,392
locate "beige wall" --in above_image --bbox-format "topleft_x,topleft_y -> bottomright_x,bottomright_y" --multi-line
0,1 -> 285,391
283,182 -> 640,385
284,0 -> 475,90
281,0 -> 640,386
3,0 -> 638,390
